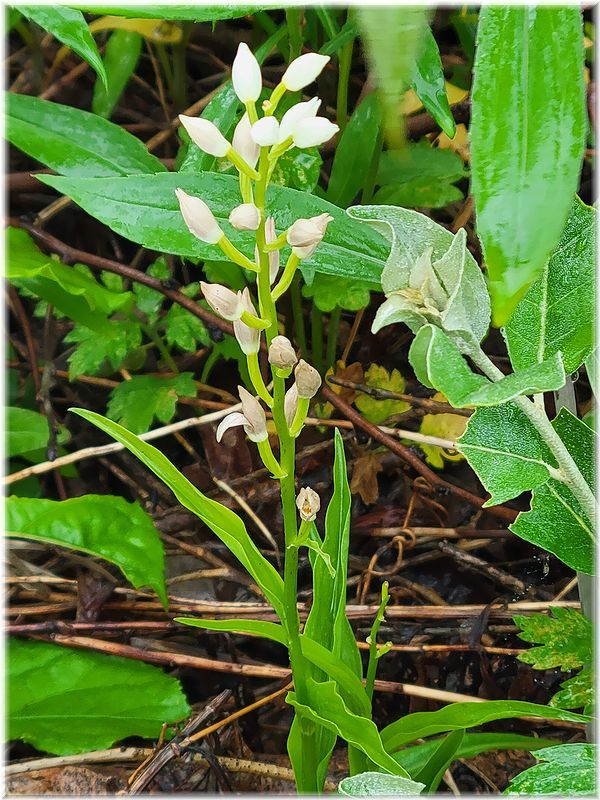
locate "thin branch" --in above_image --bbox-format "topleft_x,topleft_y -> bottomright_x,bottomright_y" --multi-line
327,376 -> 472,416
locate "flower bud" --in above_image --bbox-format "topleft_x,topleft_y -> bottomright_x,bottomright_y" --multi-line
296,486 -> 320,522
284,383 -> 299,427
282,53 -> 330,91
268,335 -> 297,370
251,116 -> 280,146
238,385 -> 268,441
232,112 -> 259,169
278,97 -> 321,142
233,288 -> 260,355
229,203 -> 260,231
179,115 -> 229,157
287,213 -> 333,248
293,116 -> 339,148
232,42 -> 262,103
200,281 -> 243,321
294,359 -> 321,399
176,189 -> 223,244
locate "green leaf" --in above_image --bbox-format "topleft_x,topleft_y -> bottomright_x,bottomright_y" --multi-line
19,5 -> 107,88
412,728 -> 464,792
70,409 -> 286,618
92,29 -> 142,119
510,408 -> 596,574
71,5 -> 270,22
327,93 -> 383,208
409,325 -> 565,407
6,408 -> 50,458
8,638 -> 190,754
373,179 -> 462,210
355,364 -> 410,425
271,147 -> 322,193
65,318 -> 143,379
133,256 -> 169,317
505,197 -> 596,374
470,6 -> 587,326
357,7 -> 430,146
301,273 -> 371,312
376,144 -> 466,187
106,373 -> 197,434
38,172 -> 388,290
7,93 -> 165,177
288,679 -> 409,777
506,743 -> 596,796
514,607 -> 592,671
163,302 -> 209,351
550,668 -> 593,715
411,27 -> 455,138
458,403 -> 556,506
6,494 -> 167,605
339,772 -> 425,796
174,618 -> 288,646
381,700 -> 590,753
349,205 -> 489,348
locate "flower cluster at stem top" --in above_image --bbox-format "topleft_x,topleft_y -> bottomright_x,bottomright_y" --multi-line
174,43 -> 336,510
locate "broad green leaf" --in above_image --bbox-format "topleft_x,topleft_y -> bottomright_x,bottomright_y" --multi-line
514,607 -> 592,671
458,403 -> 556,506
174,618 -> 288,646
301,273 -> 371,312
409,325 -> 565,408
411,27 -> 455,138
412,728 -> 464,792
510,408 -> 596,574
339,772 -> 425,796
506,743 -> 596,796
373,179 -> 462,209
92,29 -> 142,119
6,494 -> 167,605
349,205 -> 489,347
327,93 -> 383,208
6,408 -> 49,458
8,638 -> 190,754
163,302 -> 209,351
39,172 -> 389,289
65,319 -> 143,379
357,7 -> 429,146
72,5 -> 270,22
19,5 -> 107,88
7,93 -> 164,177
505,198 -> 596,374
355,364 -> 410,425
381,700 -> 590,752
586,348 -> 598,396
376,144 -> 466,187
106,373 -> 197,434
272,147 -> 322,193
70,409 -> 286,618
288,679 -> 409,777
470,6 -> 586,326
550,668 -> 593,715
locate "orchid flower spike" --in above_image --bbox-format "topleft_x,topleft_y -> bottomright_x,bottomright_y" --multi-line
216,386 -> 267,443
176,189 -> 223,244
232,112 -> 259,169
200,281 -> 243,321
179,115 -> 229,157
229,203 -> 260,231
296,487 -> 321,522
282,53 -> 330,91
233,288 -> 260,355
293,117 -> 339,149
232,42 -> 262,103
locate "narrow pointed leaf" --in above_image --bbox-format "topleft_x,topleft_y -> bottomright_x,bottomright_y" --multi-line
175,618 -> 288,645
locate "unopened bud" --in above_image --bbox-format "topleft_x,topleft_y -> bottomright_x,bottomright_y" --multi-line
176,189 -> 223,244
278,97 -> 321,142
200,281 -> 243,321
294,359 -> 321,399
293,116 -> 339,148
282,53 -> 330,91
229,203 -> 260,231
232,42 -> 262,103
179,115 -> 229,157
287,213 -> 333,248
268,335 -> 297,370
232,112 -> 259,169
284,383 -> 299,428
251,116 -> 279,146
233,288 -> 260,354
296,486 -> 321,522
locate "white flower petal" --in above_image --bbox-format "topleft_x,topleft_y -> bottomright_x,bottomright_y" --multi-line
216,412 -> 249,443
232,42 -> 262,103
251,116 -> 280,146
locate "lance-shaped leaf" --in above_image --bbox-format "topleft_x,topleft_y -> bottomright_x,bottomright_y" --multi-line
505,197 -> 596,374
38,172 -> 388,290
174,618 -> 288,646
71,5 -> 269,22
70,409 -> 286,618
8,638 -> 190,755
506,744 -> 596,796
349,205 -> 489,348
408,325 -> 565,408
6,494 -> 167,605
470,6 -> 586,326
411,27 -> 455,138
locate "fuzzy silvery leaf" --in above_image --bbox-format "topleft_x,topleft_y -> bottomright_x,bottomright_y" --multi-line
348,205 -> 489,348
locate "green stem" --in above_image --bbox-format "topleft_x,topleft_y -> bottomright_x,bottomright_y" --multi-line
311,305 -> 324,373
256,437 -> 286,478
272,253 -> 300,301
336,37 -> 354,133
142,322 -> 178,373
289,396 -> 310,437
360,125 -> 384,204
365,583 -> 390,704
290,274 -> 307,355
247,352 -> 273,407
171,22 -> 190,111
286,7 -> 303,61
325,306 -> 341,368
470,347 -> 597,523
